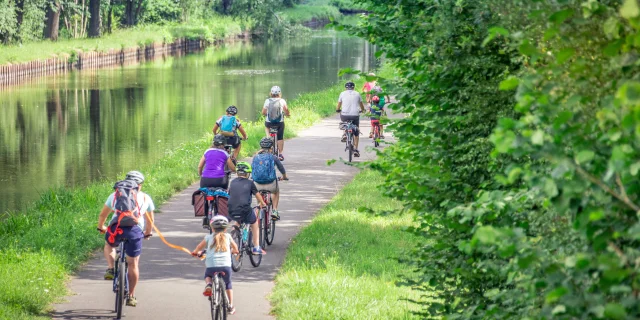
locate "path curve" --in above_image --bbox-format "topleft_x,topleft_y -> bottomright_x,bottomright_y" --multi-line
53,114 -> 383,319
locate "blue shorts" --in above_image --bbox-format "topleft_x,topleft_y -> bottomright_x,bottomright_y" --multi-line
105,225 -> 144,258
230,208 -> 257,225
204,266 -> 233,289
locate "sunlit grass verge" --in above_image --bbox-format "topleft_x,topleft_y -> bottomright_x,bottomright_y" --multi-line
270,170 -> 425,319
281,5 -> 341,24
0,81 -> 350,319
0,17 -> 247,65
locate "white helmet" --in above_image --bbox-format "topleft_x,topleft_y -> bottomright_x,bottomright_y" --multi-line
270,86 -> 281,95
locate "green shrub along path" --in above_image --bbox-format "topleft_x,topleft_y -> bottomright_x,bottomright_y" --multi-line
270,169 -> 424,319
0,81 -> 351,319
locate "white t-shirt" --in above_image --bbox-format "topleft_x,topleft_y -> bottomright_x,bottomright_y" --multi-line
263,98 -> 288,122
105,191 -> 155,230
338,90 -> 362,116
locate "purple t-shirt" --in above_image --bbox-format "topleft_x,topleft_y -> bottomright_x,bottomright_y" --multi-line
202,148 -> 229,178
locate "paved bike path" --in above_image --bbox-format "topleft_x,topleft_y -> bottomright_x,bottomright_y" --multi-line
52,114 -> 384,320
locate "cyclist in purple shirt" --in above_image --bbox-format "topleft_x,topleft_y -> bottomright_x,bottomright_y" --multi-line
198,135 -> 236,189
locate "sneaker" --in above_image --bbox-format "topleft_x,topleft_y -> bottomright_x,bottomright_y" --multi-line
354,150 -> 361,157
380,135 -> 385,139
126,295 -> 137,307
104,268 -> 114,280
203,283 -> 213,296
271,210 -> 280,221
228,305 -> 236,315
252,246 -> 262,255
341,134 -> 347,142
369,132 -> 373,138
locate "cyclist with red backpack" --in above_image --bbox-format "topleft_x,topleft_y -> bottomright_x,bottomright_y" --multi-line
212,106 -> 248,163
252,138 -> 288,221
262,86 -> 290,161
369,95 -> 386,139
97,171 -> 155,307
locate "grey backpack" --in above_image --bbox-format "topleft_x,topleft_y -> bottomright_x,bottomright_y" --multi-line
267,98 -> 284,124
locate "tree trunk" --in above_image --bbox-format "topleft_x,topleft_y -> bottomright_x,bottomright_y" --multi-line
88,0 -> 101,37
105,0 -> 112,33
124,0 -> 134,26
15,0 -> 25,38
43,1 -> 61,40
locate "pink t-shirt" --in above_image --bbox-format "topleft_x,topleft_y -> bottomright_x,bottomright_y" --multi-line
363,82 -> 376,93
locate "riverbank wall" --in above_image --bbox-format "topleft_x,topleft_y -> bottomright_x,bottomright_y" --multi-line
0,31 -> 250,88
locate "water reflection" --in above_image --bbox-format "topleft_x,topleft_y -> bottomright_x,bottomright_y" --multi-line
0,31 -> 377,214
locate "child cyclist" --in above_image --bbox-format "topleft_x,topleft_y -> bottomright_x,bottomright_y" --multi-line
369,95 -> 385,139
192,215 -> 239,315
228,161 -> 267,255
213,105 -> 248,163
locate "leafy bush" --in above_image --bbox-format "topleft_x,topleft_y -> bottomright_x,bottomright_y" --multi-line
352,0 -> 640,318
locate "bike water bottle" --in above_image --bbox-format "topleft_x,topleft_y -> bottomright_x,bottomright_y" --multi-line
242,228 -> 248,243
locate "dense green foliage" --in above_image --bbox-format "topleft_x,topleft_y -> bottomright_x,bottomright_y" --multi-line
270,170 -> 423,319
0,82 -> 345,318
351,0 -> 640,318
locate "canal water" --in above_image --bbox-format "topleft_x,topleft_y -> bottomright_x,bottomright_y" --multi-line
0,31 -> 377,214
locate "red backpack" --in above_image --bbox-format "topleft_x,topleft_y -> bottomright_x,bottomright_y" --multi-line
106,180 -> 141,243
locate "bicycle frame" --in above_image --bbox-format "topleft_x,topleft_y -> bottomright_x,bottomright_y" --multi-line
113,241 -> 129,294
268,127 -> 279,157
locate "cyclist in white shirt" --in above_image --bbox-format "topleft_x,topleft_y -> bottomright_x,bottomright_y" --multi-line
336,81 -> 366,157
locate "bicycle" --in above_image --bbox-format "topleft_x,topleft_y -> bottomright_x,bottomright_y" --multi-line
202,188 -> 230,234
339,120 -> 358,163
371,119 -> 382,148
259,177 -> 287,246
267,126 -> 280,160
230,206 -> 263,271
97,228 -> 151,319
195,250 -> 230,320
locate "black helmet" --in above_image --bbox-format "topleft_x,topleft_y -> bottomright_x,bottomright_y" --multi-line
210,215 -> 229,231
125,170 -> 145,184
226,105 -> 238,115
260,137 -> 274,149
345,81 -> 355,90
213,134 -> 226,146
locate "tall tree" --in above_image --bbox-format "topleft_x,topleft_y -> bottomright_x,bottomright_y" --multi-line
14,0 -> 24,38
88,0 -> 100,37
43,0 -> 60,40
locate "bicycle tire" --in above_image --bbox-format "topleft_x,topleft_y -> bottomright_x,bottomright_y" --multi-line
374,126 -> 380,148
116,260 -> 126,319
211,277 -> 227,320
265,206 -> 276,245
230,227 -> 243,272
248,229 -> 262,267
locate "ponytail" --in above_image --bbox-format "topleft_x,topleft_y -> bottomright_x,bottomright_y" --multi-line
209,231 -> 229,252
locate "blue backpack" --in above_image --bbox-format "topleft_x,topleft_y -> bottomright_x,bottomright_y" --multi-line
220,115 -> 237,137
252,153 -> 276,184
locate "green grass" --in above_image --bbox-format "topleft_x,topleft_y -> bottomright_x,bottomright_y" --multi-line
0,17 -> 246,65
0,80 -> 352,319
281,4 -> 342,24
269,170 -> 424,319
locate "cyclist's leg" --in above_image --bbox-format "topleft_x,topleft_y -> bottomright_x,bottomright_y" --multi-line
353,117 -> 361,151
122,229 -> 143,298
233,137 -> 241,160
277,122 -> 285,155
264,122 -> 270,137
103,225 -> 120,279
221,267 -> 233,305
244,210 -> 260,250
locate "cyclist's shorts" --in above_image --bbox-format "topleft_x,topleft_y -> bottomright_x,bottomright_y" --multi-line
200,177 -> 227,189
265,121 -> 285,141
340,115 -> 360,137
229,207 -> 257,225
370,119 -> 381,126
105,225 -> 144,257
204,266 -> 232,289
256,180 -> 278,193
225,135 -> 240,149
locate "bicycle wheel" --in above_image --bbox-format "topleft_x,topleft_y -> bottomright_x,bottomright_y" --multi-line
248,229 -> 262,267
265,206 -> 276,245
374,126 -> 380,148
211,279 -> 227,320
230,227 -> 243,272
348,137 -> 354,163
116,260 -> 126,319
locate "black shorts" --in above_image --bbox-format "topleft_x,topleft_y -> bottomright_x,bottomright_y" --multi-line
230,207 -> 257,225
265,122 -> 285,141
340,115 -> 360,137
200,177 -> 228,189
225,135 -> 240,149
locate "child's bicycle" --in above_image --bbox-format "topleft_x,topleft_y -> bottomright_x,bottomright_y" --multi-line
194,250 -> 230,320
230,206 -> 263,271
371,119 -> 382,148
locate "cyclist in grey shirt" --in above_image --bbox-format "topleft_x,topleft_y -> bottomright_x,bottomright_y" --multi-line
336,81 -> 366,157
